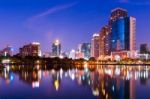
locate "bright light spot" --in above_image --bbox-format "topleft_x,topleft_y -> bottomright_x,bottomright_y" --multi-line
112,85 -> 115,91
2,59 -> 10,64
105,69 -> 112,75
59,55 -> 64,59
112,40 -> 115,43
82,76 -> 85,80
38,70 -> 42,79
54,39 -> 60,46
32,81 -> 40,88
92,88 -> 99,96
6,66 -> 10,72
71,74 -> 75,80
65,73 -> 68,77
115,68 -> 120,76
54,80 -> 59,91
10,74 -> 14,81
84,62 -> 88,69
71,49 -> 75,53
11,48 -> 14,51
32,42 -> 40,45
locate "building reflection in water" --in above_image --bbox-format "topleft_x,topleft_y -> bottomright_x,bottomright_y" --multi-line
0,65 -> 150,99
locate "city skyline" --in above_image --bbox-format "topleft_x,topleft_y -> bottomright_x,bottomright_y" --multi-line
1,1 -> 150,99
0,0 -> 150,53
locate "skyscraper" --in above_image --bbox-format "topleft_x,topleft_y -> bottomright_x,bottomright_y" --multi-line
99,26 -> 109,57
52,40 -> 61,57
108,8 -> 129,54
108,8 -> 136,60
78,43 -> 91,60
129,17 -> 136,51
98,8 -> 128,57
111,16 -> 136,52
109,8 -> 128,27
91,33 -> 99,59
97,7 -> 136,60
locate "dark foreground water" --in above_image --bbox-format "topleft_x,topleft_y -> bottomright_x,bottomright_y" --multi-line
0,65 -> 150,99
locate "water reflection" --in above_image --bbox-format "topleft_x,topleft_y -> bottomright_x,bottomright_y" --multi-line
0,65 -> 150,99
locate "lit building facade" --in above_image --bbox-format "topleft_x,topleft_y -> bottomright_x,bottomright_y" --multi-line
108,8 -> 136,60
0,46 -> 14,56
129,17 -> 136,51
91,33 -> 100,59
69,49 -> 76,59
75,51 -> 84,59
107,8 -> 128,57
19,42 -> 41,57
111,17 -> 136,52
52,40 -> 61,57
99,26 -> 109,57
109,8 -> 128,27
79,43 -> 91,60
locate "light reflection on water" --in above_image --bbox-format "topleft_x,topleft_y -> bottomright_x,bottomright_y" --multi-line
0,65 -> 150,99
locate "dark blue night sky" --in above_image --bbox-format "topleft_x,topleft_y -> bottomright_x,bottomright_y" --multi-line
0,0 -> 150,53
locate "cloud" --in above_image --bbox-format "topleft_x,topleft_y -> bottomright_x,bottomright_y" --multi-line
32,2 -> 78,19
26,2 -> 78,29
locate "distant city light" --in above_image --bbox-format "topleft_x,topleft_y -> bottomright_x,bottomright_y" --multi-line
54,80 -> 59,91
32,81 -> 40,88
32,42 -> 40,45
54,39 -> 60,46
2,59 -> 11,64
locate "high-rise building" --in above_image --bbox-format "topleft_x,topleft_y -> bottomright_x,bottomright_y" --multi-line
52,40 -> 61,57
97,7 -> 136,60
19,42 -> 41,57
91,33 -> 100,59
79,43 -> 91,60
129,17 -> 136,51
111,17 -> 136,52
69,49 -> 76,59
108,8 -> 136,60
99,26 -> 109,57
98,8 -> 128,58
107,8 -> 128,55
109,7 -> 128,27
0,46 -> 14,56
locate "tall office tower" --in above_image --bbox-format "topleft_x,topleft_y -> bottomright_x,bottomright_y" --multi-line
111,16 -> 136,52
19,42 -> 41,57
91,33 -> 100,59
129,17 -> 136,51
52,39 -> 61,57
107,8 -> 128,54
79,43 -> 91,60
99,26 -> 109,57
109,8 -> 128,27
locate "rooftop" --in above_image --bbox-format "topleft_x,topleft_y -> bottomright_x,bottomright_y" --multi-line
111,7 -> 127,13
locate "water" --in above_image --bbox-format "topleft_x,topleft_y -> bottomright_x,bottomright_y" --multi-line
0,65 -> 150,99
